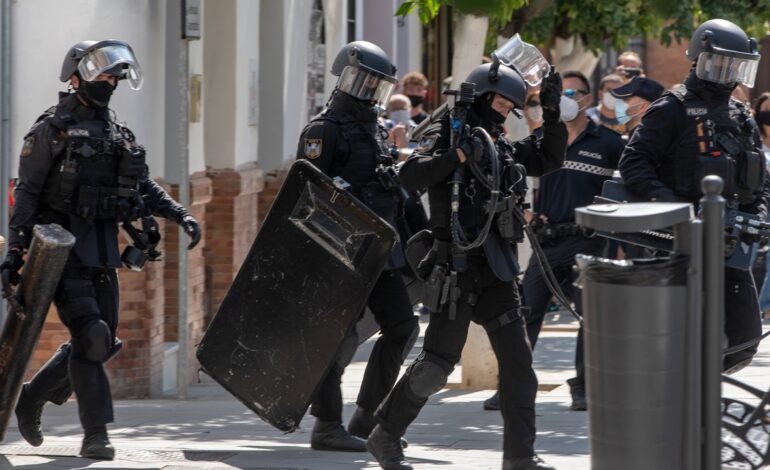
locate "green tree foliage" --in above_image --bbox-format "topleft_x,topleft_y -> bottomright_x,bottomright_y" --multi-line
397,0 -> 770,52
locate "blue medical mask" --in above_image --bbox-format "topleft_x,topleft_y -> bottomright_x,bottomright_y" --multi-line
614,99 -> 644,125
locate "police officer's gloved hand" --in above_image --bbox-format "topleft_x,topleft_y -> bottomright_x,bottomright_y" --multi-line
458,136 -> 484,163
0,248 -> 24,290
539,66 -> 562,125
178,215 -> 201,250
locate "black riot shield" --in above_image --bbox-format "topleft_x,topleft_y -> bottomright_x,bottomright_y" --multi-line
196,160 -> 396,432
0,224 -> 75,440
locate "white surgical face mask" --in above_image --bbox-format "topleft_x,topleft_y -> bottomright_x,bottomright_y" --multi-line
601,91 -> 617,110
525,105 -> 543,123
560,95 -> 579,122
389,109 -> 411,126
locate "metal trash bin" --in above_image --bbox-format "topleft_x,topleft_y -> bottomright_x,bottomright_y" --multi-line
576,254 -> 689,470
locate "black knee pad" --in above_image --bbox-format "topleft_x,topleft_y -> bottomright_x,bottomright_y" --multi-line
407,355 -> 450,398
72,319 -> 112,363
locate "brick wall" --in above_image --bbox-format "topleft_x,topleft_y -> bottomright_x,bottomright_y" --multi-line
161,172 -> 212,384
644,37 -> 691,89
257,170 -> 289,229
204,165 -> 263,322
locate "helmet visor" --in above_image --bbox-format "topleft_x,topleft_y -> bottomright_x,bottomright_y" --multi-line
493,34 -> 550,87
695,51 -> 759,88
77,43 -> 144,90
337,66 -> 396,109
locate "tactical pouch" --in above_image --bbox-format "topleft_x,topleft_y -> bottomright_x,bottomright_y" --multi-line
736,150 -> 764,204
696,154 -> 735,198
423,263 -> 447,313
75,185 -> 100,220
118,145 -> 146,178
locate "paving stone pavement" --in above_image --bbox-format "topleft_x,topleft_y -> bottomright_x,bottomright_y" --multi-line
0,313 -> 768,469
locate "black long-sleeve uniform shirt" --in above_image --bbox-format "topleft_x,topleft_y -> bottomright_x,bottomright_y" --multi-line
400,114 -> 567,242
10,92 -> 188,267
619,81 -> 770,219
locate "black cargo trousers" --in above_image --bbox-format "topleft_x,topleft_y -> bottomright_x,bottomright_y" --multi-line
374,251 -> 539,459
310,268 -> 419,422
24,266 -> 121,429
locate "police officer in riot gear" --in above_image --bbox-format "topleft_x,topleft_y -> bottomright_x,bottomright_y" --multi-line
2,40 -> 201,460
367,63 -> 566,470
620,19 -> 769,373
296,41 -> 419,452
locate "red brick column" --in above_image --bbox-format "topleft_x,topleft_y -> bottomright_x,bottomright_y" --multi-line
257,170 -> 289,229
108,224 -> 167,398
205,164 -> 263,321
162,172 -> 212,385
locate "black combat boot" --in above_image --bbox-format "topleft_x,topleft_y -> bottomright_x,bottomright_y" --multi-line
80,428 -> 115,460
348,406 -> 377,439
483,390 -> 500,410
15,384 -> 45,447
349,407 -> 408,448
367,425 -> 413,470
311,419 -> 367,452
567,378 -> 587,411
503,454 -> 556,470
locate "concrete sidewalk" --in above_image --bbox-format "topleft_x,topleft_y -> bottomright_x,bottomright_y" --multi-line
0,313 -> 768,469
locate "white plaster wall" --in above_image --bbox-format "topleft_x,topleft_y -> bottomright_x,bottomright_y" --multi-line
233,0 -> 260,169
282,0 -> 313,166
202,0 -> 236,170
187,20 -> 206,174
322,0 -> 347,102
362,0 -> 396,62
11,0 -> 167,177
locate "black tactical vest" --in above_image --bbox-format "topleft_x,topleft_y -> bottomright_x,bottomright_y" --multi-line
663,87 -> 764,204
42,106 -> 141,223
315,107 -> 398,224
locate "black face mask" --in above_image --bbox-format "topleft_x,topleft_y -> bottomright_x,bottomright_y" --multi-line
77,80 -> 116,108
407,94 -> 424,108
473,97 -> 507,132
757,111 -> 770,127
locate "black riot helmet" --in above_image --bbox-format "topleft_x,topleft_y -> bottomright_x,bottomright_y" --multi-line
331,41 -> 397,109
60,39 -> 144,90
465,63 -> 528,109
686,19 -> 760,88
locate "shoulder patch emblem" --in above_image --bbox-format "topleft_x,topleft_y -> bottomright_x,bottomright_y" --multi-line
304,138 -> 323,159
416,135 -> 437,152
20,136 -> 35,157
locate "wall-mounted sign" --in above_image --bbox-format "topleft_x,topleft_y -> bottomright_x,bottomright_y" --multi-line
183,0 -> 201,40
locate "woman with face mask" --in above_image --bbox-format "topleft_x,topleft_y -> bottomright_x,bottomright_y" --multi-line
585,74 -> 626,133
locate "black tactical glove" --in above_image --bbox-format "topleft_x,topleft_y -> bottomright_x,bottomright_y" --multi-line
539,66 -> 562,125
178,214 -> 201,250
0,248 -> 24,293
458,136 -> 484,163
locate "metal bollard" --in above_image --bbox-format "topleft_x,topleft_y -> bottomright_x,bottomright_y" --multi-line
700,176 -> 724,470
